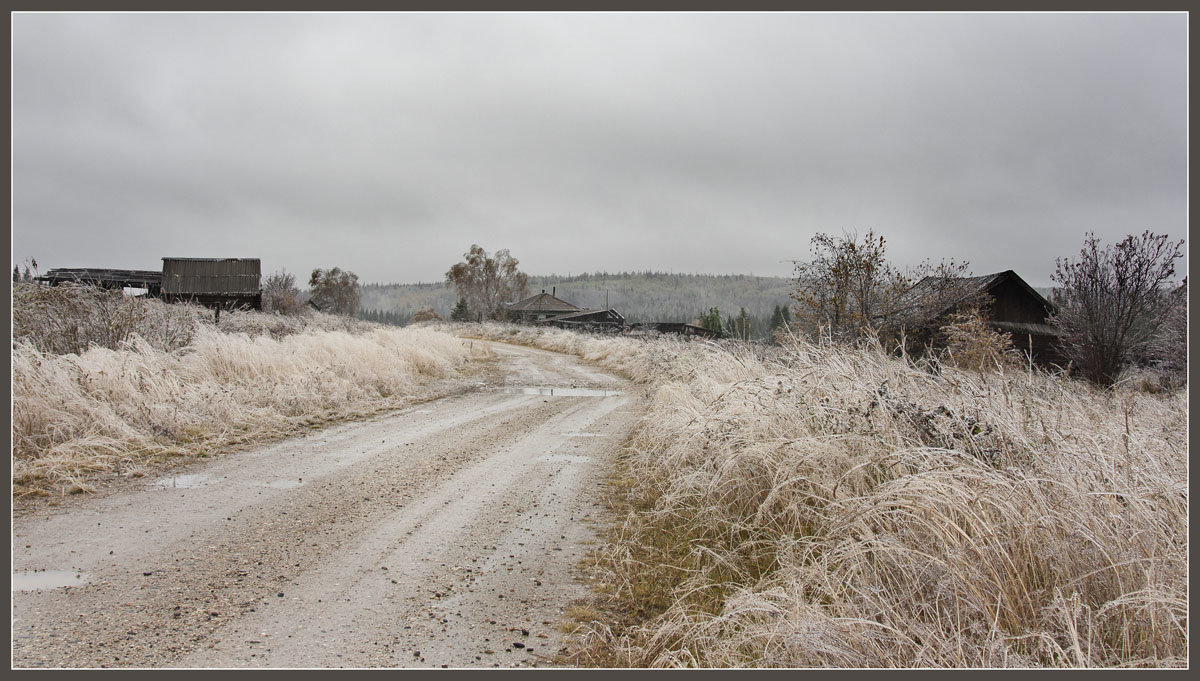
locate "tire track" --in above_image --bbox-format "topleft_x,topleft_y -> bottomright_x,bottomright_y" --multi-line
12,341 -> 639,668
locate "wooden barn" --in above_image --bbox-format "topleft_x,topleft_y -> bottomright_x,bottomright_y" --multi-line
161,257 -> 262,310
899,270 -> 1064,365
505,289 -> 581,322
536,308 -> 626,332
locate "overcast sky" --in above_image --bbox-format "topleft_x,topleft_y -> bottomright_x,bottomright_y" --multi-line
12,12 -> 1187,286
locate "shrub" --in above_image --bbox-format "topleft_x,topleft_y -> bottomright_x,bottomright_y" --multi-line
937,306 -> 1017,372
262,269 -> 305,315
1144,279 -> 1187,387
1050,231 -> 1184,386
411,308 -> 444,323
12,283 -> 208,355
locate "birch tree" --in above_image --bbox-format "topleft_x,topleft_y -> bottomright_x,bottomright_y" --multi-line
445,245 -> 529,320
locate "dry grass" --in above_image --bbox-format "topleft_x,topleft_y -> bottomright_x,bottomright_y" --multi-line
216,306 -> 381,338
448,322 -> 1187,668
12,282 -> 383,355
13,283 -> 210,355
13,288 -> 489,495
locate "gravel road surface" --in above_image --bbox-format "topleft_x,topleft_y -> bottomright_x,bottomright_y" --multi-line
12,340 -> 639,668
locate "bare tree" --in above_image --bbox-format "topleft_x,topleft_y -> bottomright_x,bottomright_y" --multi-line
791,230 -> 969,346
1049,231 -> 1184,386
792,231 -> 892,342
445,245 -> 528,321
19,257 -> 39,283
309,267 -> 361,317
262,269 -> 304,315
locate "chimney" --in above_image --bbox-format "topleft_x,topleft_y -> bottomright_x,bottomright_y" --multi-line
552,286 -> 556,297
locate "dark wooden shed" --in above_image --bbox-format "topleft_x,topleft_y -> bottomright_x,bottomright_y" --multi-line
899,270 -> 1064,365
161,257 -> 262,309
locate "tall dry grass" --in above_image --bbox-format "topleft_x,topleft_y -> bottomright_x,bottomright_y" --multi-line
215,305 -> 381,339
449,322 -> 1187,667
13,283 -> 210,355
13,288 -> 487,495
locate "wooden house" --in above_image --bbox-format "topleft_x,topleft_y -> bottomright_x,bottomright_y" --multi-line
161,257 -> 262,310
897,269 -> 1064,365
505,289 -> 581,322
536,308 -> 625,331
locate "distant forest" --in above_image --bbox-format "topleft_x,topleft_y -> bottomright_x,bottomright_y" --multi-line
359,271 -> 796,340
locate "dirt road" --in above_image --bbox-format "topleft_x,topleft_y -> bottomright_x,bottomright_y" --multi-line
12,341 -> 639,668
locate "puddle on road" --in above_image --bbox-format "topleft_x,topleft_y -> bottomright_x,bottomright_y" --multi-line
495,387 -> 622,397
12,570 -> 90,591
538,454 -> 592,463
153,474 -> 212,489
261,479 -> 305,489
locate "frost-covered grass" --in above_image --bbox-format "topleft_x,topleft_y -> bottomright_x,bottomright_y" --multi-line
12,287 -> 487,496
12,282 -> 384,355
13,282 -> 210,355
447,322 -> 1188,668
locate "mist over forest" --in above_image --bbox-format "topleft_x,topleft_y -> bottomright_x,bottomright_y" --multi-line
358,269 -> 1058,342
360,271 -> 797,338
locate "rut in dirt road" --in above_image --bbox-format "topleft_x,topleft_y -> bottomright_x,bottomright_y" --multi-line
12,341 -> 642,668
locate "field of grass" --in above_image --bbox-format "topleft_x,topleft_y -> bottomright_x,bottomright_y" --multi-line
11,282 -> 1186,665
12,285 -> 488,496
449,322 -> 1187,668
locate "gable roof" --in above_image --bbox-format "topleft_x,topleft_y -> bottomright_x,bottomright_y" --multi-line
896,270 -> 1053,320
506,290 -> 581,313
543,308 -> 625,322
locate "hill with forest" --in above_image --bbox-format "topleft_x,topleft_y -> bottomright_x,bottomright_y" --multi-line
360,272 -> 796,337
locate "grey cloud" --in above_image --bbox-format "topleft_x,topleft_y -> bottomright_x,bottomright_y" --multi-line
12,13 -> 1186,286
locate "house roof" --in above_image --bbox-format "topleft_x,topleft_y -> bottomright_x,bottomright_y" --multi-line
162,257 -> 261,263
506,290 -> 581,313
37,268 -> 163,288
896,270 -> 1053,320
540,308 -> 624,322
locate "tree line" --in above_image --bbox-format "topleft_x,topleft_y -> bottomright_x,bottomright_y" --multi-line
205,227 -> 1190,389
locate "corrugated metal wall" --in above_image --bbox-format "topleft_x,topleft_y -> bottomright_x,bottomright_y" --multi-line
161,258 -> 261,296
